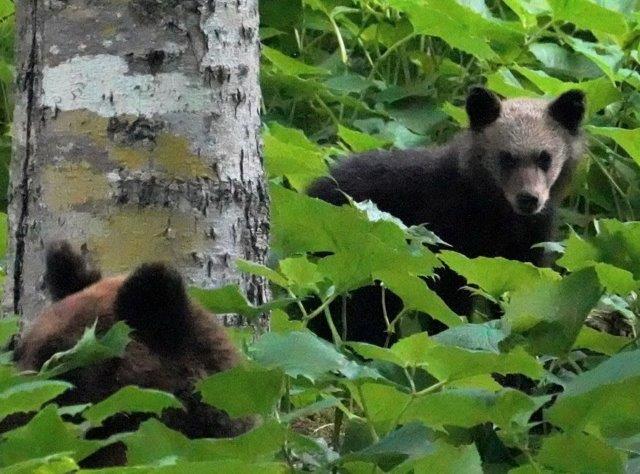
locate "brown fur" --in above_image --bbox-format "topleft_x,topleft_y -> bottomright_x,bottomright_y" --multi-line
7,247 -> 250,467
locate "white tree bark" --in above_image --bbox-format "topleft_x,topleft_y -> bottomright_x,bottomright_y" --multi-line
6,0 -> 269,321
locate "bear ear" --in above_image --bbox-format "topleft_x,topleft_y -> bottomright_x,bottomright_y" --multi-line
44,241 -> 101,301
548,89 -> 585,134
466,87 -> 501,131
115,263 -> 190,351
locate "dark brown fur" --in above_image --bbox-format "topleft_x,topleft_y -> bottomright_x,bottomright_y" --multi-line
307,89 -> 586,344
6,242 -> 250,467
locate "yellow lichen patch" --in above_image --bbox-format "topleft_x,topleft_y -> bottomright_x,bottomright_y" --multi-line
49,110 -> 110,147
42,162 -> 111,212
101,25 -> 118,37
153,134 -> 212,179
90,207 -> 208,274
111,145 -> 150,169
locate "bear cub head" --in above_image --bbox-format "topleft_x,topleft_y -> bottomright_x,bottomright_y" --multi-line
9,241 -> 249,465
465,87 -> 586,215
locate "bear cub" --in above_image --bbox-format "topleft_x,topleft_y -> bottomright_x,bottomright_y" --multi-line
308,87 -> 586,344
7,241 -> 250,466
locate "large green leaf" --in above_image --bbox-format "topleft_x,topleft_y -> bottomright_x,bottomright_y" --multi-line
393,441 -> 482,474
558,220 -> 640,286
0,378 -> 72,421
197,365 -> 284,417
82,386 -> 182,426
503,268 -> 603,355
262,46 -> 329,76
250,330 -> 380,382
547,0 -> 628,35
400,388 -> 539,430
547,349 -> 640,438
0,405 -> 104,466
573,326 -> 630,356
343,422 -> 436,470
0,316 -> 18,347
264,126 -> 329,191
40,321 -> 131,378
588,126 -> 640,168
535,432 -> 625,473
440,251 -> 560,300
2,455 -> 78,474
338,125 -> 391,152
387,0 -> 520,60
121,418 -> 287,465
351,331 -> 542,380
189,285 -> 291,320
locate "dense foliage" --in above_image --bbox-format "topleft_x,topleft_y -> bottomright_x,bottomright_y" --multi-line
2,0 -> 640,472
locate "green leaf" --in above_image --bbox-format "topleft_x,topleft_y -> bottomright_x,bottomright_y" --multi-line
103,461 -> 289,473
573,326 -> 630,356
83,386 -> 182,426
262,45 -> 329,76
264,129 -> 328,191
278,256 -> 324,294
395,441 -> 483,474
387,0 -> 500,60
558,220 -> 640,285
536,432 -> 625,473
325,74 -> 377,94
529,42 -> 601,80
40,321 -> 131,378
355,383 -> 412,435
588,126 -> 640,168
236,259 -> 289,288
487,68 -> 537,98
440,251 -> 560,300
272,185 -> 440,295
433,321 -> 506,352
502,0 -> 545,28
189,285 -> 291,320
197,364 -> 284,417
250,331 -> 380,382
338,125 -> 391,153
122,417 -> 288,465
386,102 -> 448,135
566,37 -> 624,83
511,66 -> 620,115
441,102 -> 468,127
503,268 -> 603,355
344,422 -> 436,470
547,0 -> 628,35
270,309 -> 305,333
0,379 -> 72,421
374,270 -> 462,328
0,316 -> 18,348
547,349 -> 640,437
401,388 -> 539,430
352,331 -> 542,380
2,455 -> 79,474
0,405 -> 104,466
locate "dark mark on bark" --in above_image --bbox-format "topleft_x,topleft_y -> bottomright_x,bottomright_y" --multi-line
204,65 -> 231,86
147,50 -> 166,74
108,117 -> 164,144
13,0 -> 39,314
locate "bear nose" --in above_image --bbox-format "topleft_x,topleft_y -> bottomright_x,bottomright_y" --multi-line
516,193 -> 539,214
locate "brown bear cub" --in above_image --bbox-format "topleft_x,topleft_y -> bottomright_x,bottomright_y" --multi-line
308,88 -> 586,344
9,241 -> 250,466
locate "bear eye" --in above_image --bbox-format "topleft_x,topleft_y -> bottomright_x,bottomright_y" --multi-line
499,151 -> 517,170
537,150 -> 552,172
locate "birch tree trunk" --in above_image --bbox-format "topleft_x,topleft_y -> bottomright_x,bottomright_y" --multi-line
5,0 -> 269,322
